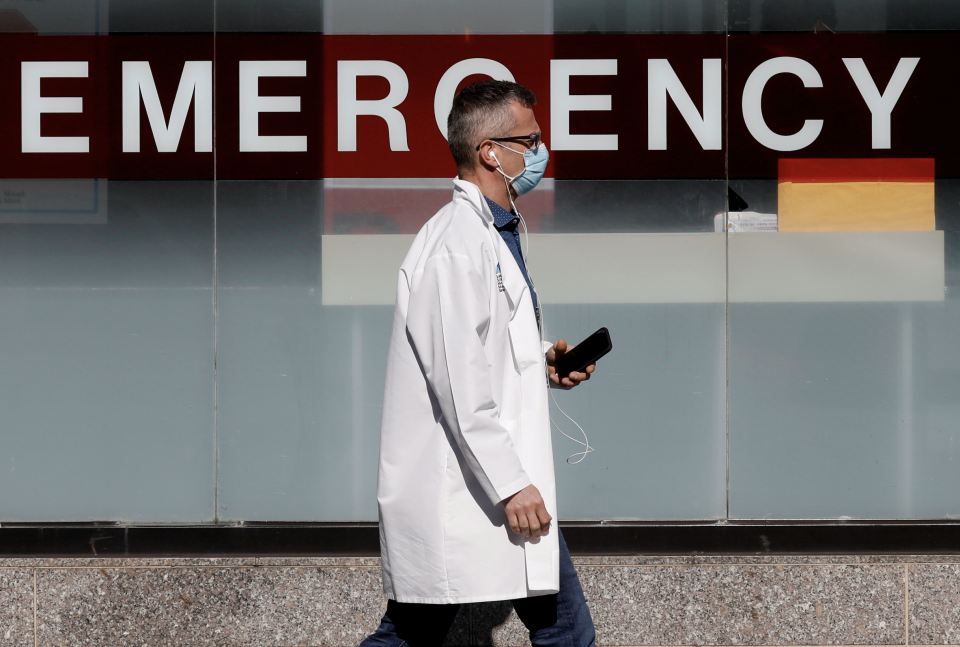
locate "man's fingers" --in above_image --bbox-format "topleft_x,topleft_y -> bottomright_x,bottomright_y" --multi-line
527,514 -> 541,537
546,340 -> 567,364
503,485 -> 552,538
517,510 -> 531,537
508,512 -> 521,535
562,365 -> 595,387
536,507 -> 552,536
548,343 -> 600,388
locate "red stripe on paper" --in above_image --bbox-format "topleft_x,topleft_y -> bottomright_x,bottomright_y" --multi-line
778,158 -> 935,183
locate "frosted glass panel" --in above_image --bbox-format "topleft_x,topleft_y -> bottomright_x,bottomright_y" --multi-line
729,299 -> 960,519
216,290 -> 388,520
216,179 -> 726,521
216,180 -> 383,521
0,290 -> 215,522
0,181 -> 214,521
727,177 -> 960,519
544,304 -> 726,520
4,1 -> 958,526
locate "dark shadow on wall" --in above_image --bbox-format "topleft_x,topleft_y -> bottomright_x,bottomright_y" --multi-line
761,0 -> 837,31
887,0 -> 960,29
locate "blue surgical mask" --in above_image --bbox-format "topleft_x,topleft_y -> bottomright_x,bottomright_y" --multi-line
492,142 -> 549,196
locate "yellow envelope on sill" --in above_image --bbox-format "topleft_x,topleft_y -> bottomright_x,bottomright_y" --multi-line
778,158 -> 935,232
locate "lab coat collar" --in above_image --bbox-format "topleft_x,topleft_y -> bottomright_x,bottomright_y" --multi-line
451,178 -> 529,314
452,177 -> 494,225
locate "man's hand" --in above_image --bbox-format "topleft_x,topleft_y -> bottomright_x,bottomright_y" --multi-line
502,484 -> 552,539
546,339 -> 596,387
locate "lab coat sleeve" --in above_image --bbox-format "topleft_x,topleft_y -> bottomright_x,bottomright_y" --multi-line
406,251 -> 532,505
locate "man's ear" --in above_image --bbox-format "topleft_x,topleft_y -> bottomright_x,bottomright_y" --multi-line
478,142 -> 499,170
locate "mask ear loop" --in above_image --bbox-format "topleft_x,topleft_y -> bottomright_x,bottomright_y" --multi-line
491,147 -> 532,263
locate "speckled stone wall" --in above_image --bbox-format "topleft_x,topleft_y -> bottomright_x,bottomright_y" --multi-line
2,555 -> 960,646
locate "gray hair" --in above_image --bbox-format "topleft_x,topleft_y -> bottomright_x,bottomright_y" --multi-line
447,80 -> 537,174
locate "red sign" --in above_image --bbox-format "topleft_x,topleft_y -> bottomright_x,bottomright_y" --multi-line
0,33 -> 957,179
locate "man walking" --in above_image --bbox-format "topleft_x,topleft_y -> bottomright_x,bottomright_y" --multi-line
360,80 -> 596,647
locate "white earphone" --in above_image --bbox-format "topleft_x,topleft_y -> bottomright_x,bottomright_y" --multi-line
481,174 -> 594,465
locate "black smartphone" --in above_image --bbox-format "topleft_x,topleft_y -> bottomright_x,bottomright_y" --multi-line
554,327 -> 612,379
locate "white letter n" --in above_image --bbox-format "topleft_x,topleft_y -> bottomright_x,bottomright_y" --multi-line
648,59 -> 722,150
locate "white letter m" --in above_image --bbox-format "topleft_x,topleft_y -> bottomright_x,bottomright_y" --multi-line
123,61 -> 213,153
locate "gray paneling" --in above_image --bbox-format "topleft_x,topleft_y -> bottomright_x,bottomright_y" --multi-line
216,0 -> 323,33
109,0 -> 213,32
729,299 -> 960,519
730,0 -> 894,32
321,233 -> 727,305
0,180 -> 215,522
216,289 -> 388,521
554,0 -> 726,33
323,0 -> 552,34
728,231 -> 945,303
216,180 -> 382,521
215,180 -> 725,521
0,181 -> 213,289
0,288 -> 215,521
544,304 -> 726,520
553,180 -> 725,234
215,181 -> 320,288
0,0 -> 105,34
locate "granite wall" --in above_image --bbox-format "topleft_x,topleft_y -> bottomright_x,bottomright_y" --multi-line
2,555 -> 959,646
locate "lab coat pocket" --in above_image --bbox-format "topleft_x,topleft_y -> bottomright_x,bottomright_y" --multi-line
507,318 -> 542,373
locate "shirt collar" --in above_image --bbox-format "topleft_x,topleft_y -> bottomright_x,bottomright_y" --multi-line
484,196 -> 518,230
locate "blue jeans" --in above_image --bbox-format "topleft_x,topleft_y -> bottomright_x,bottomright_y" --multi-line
360,531 -> 595,647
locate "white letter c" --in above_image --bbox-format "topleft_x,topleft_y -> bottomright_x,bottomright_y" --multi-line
742,57 -> 823,152
434,58 -> 515,140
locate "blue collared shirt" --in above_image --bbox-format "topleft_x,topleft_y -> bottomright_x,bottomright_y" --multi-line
484,197 -> 539,323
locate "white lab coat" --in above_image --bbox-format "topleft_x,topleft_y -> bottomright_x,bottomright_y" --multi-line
377,178 -> 559,604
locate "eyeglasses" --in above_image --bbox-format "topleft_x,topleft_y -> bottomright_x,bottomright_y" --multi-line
476,133 -> 541,154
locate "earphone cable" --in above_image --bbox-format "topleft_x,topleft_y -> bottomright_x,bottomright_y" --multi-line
494,168 -> 594,465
